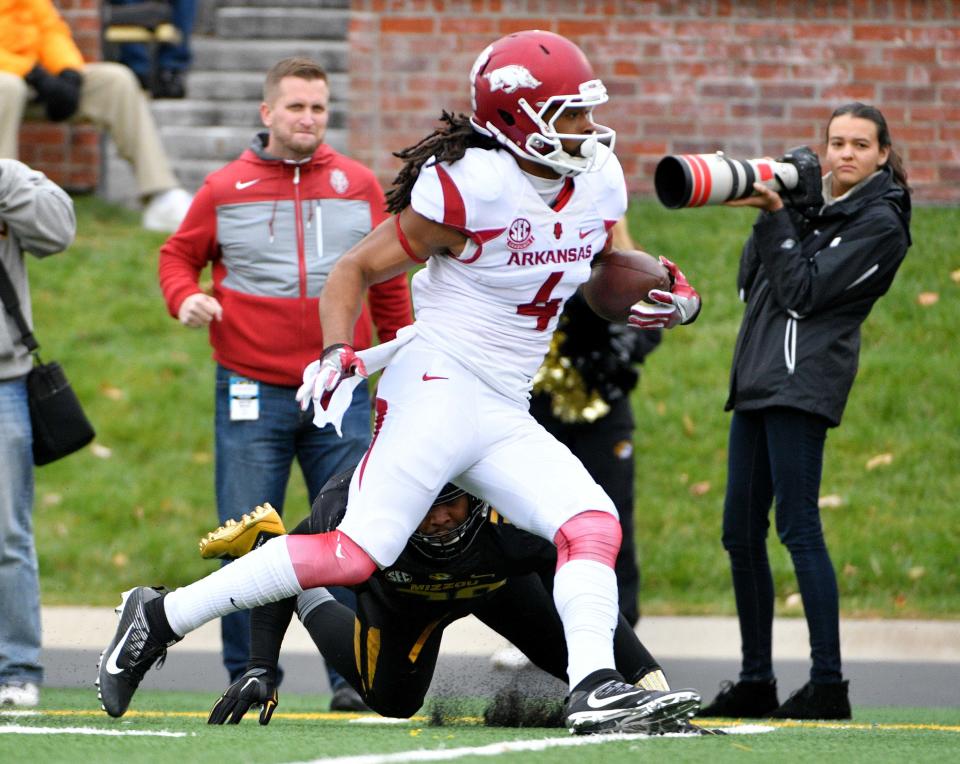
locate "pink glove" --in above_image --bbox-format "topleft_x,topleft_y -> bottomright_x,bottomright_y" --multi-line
296,344 -> 368,412
628,256 -> 701,329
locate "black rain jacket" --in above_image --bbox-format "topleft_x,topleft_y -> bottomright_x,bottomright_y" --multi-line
725,165 -> 911,426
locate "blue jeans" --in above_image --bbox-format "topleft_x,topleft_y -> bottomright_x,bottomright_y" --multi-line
0,376 -> 42,685
214,365 -> 371,681
113,0 -> 197,76
722,407 -> 841,684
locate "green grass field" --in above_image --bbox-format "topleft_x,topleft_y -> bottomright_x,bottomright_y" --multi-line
1,689 -> 958,763
27,196 -> 960,617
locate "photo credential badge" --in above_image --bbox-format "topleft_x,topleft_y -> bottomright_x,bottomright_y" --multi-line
229,376 -> 259,421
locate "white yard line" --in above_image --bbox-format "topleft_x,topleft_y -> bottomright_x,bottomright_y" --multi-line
288,726 -> 774,764
0,724 -> 188,737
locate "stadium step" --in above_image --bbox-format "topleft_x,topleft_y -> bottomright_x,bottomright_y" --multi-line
99,0 -> 351,207
214,7 -> 349,39
190,38 -> 348,73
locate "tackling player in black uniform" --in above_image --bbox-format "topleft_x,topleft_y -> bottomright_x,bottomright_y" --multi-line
206,468 -> 708,732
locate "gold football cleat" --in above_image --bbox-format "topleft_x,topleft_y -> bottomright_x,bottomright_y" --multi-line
199,503 -> 287,560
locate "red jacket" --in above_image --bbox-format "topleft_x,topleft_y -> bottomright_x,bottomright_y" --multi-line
158,136 -> 412,386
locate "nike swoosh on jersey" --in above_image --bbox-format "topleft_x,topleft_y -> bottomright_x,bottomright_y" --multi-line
104,623 -> 135,675
579,228 -> 596,239
422,373 -> 449,382
235,179 -> 261,190
585,687 -> 644,709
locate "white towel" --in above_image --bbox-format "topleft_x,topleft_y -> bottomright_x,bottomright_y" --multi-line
299,325 -> 417,436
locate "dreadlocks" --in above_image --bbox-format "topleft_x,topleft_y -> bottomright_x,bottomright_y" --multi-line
385,111 -> 501,214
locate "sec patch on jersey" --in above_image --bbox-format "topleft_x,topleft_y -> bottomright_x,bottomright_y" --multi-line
581,249 -> 671,322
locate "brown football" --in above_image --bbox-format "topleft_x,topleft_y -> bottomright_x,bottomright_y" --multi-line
582,249 -> 671,322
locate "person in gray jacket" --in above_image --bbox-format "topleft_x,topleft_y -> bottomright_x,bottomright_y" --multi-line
702,103 -> 911,721
0,158 -> 76,708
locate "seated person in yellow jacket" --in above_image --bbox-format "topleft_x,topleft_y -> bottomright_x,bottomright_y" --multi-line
0,0 -> 191,231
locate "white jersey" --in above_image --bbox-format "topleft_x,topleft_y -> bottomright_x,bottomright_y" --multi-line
409,145 -> 627,402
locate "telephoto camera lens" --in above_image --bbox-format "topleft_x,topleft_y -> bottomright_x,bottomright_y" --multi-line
654,152 -> 799,208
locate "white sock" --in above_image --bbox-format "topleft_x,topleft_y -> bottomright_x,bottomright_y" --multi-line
164,536 -> 303,636
553,559 -> 619,689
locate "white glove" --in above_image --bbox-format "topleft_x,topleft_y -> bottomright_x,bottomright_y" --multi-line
628,256 -> 701,329
296,343 -> 368,413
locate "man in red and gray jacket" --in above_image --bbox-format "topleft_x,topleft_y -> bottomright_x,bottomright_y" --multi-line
157,57 -> 412,704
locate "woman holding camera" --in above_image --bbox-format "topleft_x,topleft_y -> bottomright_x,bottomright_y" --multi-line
702,103 -> 911,720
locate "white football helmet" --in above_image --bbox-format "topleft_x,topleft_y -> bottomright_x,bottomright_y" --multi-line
469,30 -> 615,175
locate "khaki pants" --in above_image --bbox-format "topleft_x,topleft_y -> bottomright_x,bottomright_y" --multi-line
0,62 -> 176,198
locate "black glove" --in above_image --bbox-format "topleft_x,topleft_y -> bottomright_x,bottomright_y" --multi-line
208,666 -> 279,725
25,65 -> 83,122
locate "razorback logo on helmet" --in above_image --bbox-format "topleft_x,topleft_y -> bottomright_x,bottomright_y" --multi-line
485,64 -> 542,94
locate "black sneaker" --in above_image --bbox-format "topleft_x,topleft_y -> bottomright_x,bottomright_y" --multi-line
564,669 -> 701,735
132,70 -> 150,91
329,684 -> 371,712
700,678 -> 779,718
154,69 -> 185,99
767,680 -> 851,720
96,587 -> 180,717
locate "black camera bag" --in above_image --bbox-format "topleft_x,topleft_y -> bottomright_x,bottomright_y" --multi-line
0,258 -> 95,465
26,358 -> 95,465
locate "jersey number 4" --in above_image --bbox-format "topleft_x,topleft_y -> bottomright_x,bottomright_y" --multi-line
517,272 -> 563,331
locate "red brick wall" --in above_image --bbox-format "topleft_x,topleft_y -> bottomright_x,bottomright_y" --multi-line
18,0 -> 102,192
348,1 -> 960,204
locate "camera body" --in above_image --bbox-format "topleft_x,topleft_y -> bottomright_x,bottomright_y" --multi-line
654,146 -> 823,211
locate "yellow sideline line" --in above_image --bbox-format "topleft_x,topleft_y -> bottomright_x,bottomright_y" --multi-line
705,718 -> 960,733
8,710 -> 960,733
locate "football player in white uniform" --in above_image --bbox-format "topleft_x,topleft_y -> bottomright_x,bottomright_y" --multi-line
97,31 -> 702,735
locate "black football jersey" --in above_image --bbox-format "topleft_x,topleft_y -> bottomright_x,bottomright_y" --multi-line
305,468 -> 557,616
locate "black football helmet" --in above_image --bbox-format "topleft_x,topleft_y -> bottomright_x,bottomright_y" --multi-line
408,484 -> 489,560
